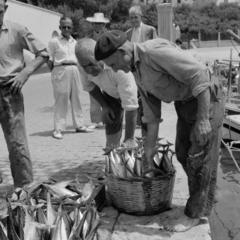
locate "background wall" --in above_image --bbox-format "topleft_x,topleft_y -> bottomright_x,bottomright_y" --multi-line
5,0 -> 62,47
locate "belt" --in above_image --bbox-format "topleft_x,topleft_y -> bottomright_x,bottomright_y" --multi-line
55,63 -> 77,67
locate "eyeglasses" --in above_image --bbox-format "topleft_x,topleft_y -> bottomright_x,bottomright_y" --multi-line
62,26 -> 72,30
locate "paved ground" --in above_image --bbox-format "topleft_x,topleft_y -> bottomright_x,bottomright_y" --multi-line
0,72 -> 211,239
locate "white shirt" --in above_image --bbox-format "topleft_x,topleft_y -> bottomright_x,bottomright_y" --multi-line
79,64 -> 139,111
48,35 -> 77,66
131,22 -> 143,43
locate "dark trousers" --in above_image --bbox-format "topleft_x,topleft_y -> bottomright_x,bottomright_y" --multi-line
103,92 -> 124,147
137,95 -> 147,137
174,86 -> 225,218
0,85 -> 33,187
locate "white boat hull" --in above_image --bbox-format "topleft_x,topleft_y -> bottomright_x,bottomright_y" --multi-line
222,115 -> 240,140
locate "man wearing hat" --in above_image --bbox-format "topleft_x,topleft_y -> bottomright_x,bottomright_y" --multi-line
94,30 -> 225,232
75,38 -> 138,147
86,13 -> 110,129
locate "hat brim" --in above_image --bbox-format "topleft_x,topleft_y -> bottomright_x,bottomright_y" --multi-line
86,17 -> 109,23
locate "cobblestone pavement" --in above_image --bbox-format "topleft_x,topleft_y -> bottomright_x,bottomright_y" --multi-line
0,72 -> 179,186
0,72 -> 211,239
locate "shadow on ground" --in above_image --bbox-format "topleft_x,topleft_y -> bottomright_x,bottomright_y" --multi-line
49,160 -> 105,184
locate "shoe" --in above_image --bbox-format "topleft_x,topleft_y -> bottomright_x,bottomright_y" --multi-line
53,130 -> 63,139
76,126 -> 94,133
88,122 -> 104,129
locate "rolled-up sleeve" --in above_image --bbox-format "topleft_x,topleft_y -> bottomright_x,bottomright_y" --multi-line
114,71 -> 139,111
20,27 -> 48,58
78,66 -> 96,92
148,44 -> 211,97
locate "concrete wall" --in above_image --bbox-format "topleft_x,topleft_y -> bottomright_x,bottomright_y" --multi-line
185,40 -> 234,48
5,0 -> 62,47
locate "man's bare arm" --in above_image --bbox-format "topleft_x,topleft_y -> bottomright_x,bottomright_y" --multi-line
89,86 -> 115,125
124,110 -> 137,142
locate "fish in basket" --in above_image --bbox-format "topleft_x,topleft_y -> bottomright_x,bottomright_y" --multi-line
104,138 -> 176,216
0,177 -> 104,240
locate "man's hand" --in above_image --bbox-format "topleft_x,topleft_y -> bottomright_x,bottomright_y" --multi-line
102,106 -> 115,125
194,119 -> 212,145
122,139 -> 138,149
3,70 -> 29,94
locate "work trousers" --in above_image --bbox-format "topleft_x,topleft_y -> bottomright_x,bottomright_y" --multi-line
175,84 -> 225,218
137,95 -> 147,137
52,65 -> 83,131
0,85 -> 33,187
89,94 -> 102,123
103,92 -> 124,147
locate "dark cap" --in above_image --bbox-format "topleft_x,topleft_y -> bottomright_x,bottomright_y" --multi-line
94,30 -> 127,61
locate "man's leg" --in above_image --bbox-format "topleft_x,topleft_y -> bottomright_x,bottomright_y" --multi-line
52,67 -> 69,132
0,87 -> 33,187
185,90 -> 225,219
103,93 -> 124,147
174,101 -> 192,174
70,66 -> 84,129
90,95 -> 102,124
138,94 -> 147,137
168,92 -> 224,232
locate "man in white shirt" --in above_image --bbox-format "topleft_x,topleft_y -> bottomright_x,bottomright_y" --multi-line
126,6 -> 158,137
47,16 -> 93,139
75,38 -> 138,147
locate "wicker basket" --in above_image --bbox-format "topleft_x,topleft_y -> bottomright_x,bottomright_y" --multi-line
106,170 -> 175,216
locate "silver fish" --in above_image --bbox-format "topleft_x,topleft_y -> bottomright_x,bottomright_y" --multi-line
43,184 -> 78,198
47,192 -> 57,226
80,180 -> 95,203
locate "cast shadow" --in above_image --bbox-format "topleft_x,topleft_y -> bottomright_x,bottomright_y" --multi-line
48,160 -> 105,185
29,126 -> 84,137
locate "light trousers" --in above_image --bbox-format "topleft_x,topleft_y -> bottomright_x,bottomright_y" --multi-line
51,65 -> 83,131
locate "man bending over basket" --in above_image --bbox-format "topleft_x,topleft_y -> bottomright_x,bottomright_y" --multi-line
75,38 -> 138,148
94,30 -> 225,232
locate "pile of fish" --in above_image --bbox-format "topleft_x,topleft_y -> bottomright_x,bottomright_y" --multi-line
104,138 -> 175,179
0,178 -> 101,240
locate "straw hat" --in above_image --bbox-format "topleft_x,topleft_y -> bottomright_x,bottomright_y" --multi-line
86,13 -> 110,23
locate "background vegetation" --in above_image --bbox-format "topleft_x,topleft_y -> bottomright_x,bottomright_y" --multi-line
17,0 -> 240,39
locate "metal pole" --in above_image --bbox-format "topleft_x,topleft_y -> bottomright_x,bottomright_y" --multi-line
227,49 -> 233,103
